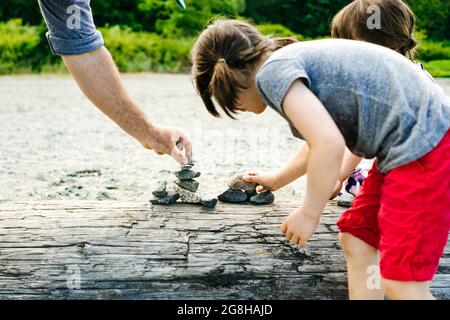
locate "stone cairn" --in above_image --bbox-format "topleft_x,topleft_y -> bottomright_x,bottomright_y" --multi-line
218,174 -> 275,205
150,165 -> 218,209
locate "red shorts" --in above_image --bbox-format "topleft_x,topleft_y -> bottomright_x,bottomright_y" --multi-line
337,130 -> 450,282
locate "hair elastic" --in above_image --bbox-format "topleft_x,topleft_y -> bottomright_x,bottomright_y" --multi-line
218,58 -> 227,64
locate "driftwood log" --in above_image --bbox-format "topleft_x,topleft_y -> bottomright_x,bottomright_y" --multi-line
0,201 -> 448,300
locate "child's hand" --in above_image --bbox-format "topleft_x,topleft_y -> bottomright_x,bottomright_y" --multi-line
242,171 -> 280,192
281,207 -> 320,247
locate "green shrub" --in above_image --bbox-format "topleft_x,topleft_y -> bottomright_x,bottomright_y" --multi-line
0,18 -> 449,76
257,23 -> 303,39
101,26 -> 194,72
417,40 -> 450,61
422,59 -> 450,78
0,19 -> 40,74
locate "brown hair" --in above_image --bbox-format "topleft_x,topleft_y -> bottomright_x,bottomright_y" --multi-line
191,19 -> 298,118
331,0 -> 417,60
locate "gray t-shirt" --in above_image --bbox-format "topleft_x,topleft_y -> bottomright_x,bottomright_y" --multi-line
256,39 -> 450,173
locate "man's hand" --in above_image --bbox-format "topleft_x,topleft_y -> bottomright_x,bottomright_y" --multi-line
144,126 -> 193,165
242,171 -> 280,192
281,207 -> 320,248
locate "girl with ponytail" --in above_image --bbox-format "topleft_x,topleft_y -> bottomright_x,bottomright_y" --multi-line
191,19 -> 450,300
331,0 -> 444,209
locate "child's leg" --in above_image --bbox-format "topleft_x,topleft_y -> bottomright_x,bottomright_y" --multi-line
339,233 -> 383,300
337,161 -> 385,300
377,131 -> 450,300
382,279 -> 434,300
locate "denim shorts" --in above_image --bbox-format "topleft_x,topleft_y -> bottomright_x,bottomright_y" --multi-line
38,0 -> 104,55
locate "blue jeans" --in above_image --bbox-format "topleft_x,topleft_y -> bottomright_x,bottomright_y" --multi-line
38,0 -> 104,55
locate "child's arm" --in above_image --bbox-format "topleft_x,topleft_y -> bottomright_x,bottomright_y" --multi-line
245,143 -> 359,199
281,80 -> 345,247
340,149 -> 363,181
243,142 -> 309,191
330,148 -> 364,199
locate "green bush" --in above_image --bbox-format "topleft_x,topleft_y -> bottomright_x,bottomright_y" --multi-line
0,19 -> 449,77
422,60 -> 450,78
139,0 -> 245,37
101,26 -> 194,73
257,24 -> 303,39
0,19 -> 40,74
417,40 -> 450,61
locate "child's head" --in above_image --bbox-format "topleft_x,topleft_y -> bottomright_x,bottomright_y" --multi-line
331,0 -> 417,60
191,19 -> 297,118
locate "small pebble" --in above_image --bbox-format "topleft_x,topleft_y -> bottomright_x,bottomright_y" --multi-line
245,189 -> 257,201
228,174 -> 257,191
174,179 -> 199,193
250,191 -> 275,205
150,191 -> 179,205
175,186 -> 218,209
201,195 -> 218,209
175,169 -> 201,181
218,189 -> 248,203
337,193 -> 354,208
152,181 -> 168,198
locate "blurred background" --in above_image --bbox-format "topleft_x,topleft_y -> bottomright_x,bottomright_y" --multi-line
0,0 -> 449,76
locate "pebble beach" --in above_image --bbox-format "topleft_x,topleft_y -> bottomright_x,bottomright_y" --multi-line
0,74 -> 449,203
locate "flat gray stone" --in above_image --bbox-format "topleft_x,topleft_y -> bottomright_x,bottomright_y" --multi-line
337,193 -> 354,208
150,191 -> 179,205
152,181 -> 168,198
250,191 -> 275,205
218,189 -> 248,203
174,169 -> 201,181
227,174 -> 257,191
245,189 -> 257,201
201,196 -> 218,209
175,186 -> 217,209
174,179 -> 199,193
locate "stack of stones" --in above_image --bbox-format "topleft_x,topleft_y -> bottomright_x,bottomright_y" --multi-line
150,166 -> 218,209
218,174 -> 275,205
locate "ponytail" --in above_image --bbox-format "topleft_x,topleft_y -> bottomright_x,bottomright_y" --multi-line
192,19 -> 298,118
272,37 -> 299,50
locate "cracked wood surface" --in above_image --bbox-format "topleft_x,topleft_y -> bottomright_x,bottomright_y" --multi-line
0,201 -> 448,300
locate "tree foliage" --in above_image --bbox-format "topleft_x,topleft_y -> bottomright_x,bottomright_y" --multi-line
0,0 -> 447,39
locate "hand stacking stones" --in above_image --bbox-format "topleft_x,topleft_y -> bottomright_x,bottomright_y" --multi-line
218,173 -> 275,205
228,174 -> 258,191
150,166 -> 218,209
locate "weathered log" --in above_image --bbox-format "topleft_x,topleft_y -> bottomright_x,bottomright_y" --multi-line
0,201 -> 448,300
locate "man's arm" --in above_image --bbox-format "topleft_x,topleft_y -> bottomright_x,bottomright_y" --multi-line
62,47 -> 191,164
37,0 -> 192,164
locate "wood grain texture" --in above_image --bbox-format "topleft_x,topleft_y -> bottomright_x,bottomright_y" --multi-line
0,201 -> 448,300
